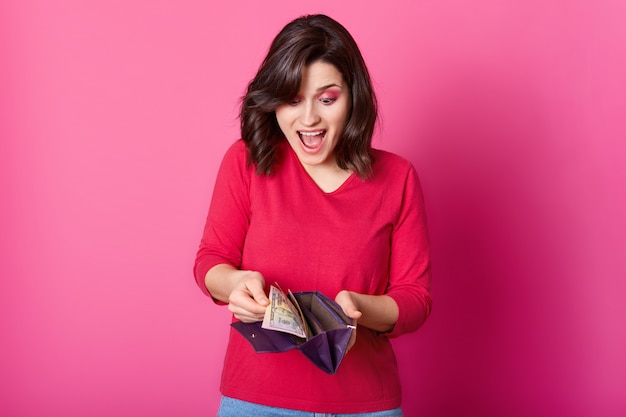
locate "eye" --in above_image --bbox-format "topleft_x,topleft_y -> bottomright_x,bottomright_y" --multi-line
320,97 -> 337,105
287,96 -> 302,106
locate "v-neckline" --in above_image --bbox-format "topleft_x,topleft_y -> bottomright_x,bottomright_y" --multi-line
285,143 -> 356,195
306,168 -> 356,194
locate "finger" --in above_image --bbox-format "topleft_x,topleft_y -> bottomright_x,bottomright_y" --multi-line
229,283 -> 268,314
230,292 -> 268,315
335,291 -> 362,319
234,313 -> 265,323
228,303 -> 265,323
345,306 -> 362,320
246,279 -> 269,307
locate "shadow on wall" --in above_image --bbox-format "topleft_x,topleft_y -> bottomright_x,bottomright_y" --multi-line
392,65 -> 588,417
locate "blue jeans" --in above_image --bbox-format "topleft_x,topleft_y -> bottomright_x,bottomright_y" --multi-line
217,396 -> 403,417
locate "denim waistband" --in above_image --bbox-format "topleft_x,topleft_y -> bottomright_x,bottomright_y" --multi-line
217,396 -> 403,417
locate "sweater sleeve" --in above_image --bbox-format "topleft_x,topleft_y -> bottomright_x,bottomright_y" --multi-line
193,140 -> 251,298
385,165 -> 432,338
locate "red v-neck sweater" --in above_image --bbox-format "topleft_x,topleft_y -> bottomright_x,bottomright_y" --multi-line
194,139 -> 432,413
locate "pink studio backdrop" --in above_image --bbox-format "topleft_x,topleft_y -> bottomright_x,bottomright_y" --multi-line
1,1 -> 625,416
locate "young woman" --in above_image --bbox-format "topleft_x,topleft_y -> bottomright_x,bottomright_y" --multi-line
194,14 -> 432,417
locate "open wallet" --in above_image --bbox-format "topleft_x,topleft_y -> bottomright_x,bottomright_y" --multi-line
231,285 -> 356,375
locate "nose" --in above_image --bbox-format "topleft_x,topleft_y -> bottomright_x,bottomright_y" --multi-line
300,101 -> 321,126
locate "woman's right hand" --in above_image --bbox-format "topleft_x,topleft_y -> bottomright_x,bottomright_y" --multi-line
227,271 -> 269,323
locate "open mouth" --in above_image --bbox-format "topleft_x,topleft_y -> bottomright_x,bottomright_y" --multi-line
297,130 -> 326,150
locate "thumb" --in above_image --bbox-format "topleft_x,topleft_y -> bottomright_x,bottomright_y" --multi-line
336,290 -> 362,320
247,279 -> 269,306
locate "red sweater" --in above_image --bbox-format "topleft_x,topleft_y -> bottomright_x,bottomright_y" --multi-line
194,140 -> 431,413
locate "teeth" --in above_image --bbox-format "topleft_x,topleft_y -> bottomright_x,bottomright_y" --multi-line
299,131 -> 324,137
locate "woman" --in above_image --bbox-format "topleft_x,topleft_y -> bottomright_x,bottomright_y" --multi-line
194,14 -> 432,416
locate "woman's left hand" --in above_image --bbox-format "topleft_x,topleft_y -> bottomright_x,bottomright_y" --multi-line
335,290 -> 362,351
334,290 -> 400,343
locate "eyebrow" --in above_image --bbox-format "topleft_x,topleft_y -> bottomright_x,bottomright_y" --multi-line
316,83 -> 343,92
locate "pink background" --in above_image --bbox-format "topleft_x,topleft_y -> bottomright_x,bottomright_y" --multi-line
2,1 -> 625,416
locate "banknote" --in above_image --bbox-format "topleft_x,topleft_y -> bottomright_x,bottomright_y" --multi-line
261,285 -> 307,338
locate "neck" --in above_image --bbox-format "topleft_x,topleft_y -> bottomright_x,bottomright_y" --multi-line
302,162 -> 352,193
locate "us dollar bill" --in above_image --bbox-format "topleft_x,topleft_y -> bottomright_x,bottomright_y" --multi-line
261,285 -> 306,338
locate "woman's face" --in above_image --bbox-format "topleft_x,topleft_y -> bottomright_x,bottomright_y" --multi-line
275,61 -> 350,171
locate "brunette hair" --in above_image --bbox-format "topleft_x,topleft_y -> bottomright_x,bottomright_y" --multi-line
240,14 -> 378,178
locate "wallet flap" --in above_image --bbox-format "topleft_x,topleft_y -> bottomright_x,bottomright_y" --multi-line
310,294 -> 350,330
324,327 -> 353,373
231,321 -> 299,353
299,300 -> 325,337
315,292 -> 352,325
297,332 -> 334,374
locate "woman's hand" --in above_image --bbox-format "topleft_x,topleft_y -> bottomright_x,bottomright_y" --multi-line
335,290 -> 400,343
227,271 -> 269,322
205,264 -> 269,323
335,290 -> 362,351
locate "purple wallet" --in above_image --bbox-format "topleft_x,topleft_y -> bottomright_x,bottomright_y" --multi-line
231,291 -> 355,375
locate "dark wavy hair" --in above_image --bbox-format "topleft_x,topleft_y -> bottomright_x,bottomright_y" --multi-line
240,14 -> 378,179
